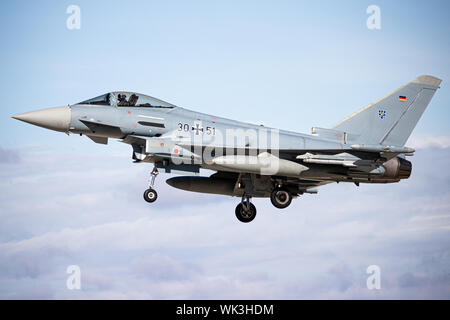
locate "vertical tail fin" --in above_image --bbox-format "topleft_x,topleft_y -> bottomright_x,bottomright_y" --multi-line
332,75 -> 442,146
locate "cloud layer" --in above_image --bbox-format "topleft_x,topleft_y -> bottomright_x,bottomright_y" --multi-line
0,143 -> 449,299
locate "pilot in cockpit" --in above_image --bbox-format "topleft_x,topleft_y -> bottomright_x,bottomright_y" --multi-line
129,94 -> 139,106
117,94 -> 128,106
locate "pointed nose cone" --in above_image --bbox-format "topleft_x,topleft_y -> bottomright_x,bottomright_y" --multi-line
11,106 -> 71,133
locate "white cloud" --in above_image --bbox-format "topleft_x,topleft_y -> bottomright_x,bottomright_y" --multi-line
0,146 -> 450,299
407,136 -> 450,149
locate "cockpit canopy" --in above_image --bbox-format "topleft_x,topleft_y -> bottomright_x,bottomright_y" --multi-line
77,92 -> 176,108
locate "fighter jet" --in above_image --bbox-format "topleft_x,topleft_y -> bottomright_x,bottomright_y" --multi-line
11,75 -> 441,222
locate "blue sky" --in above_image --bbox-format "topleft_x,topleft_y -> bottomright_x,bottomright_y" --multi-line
1,0 -> 449,147
0,0 -> 449,299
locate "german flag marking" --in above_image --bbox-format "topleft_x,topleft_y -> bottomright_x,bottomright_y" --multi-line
399,96 -> 407,101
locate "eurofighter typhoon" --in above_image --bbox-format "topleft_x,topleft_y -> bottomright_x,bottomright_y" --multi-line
12,76 -> 442,222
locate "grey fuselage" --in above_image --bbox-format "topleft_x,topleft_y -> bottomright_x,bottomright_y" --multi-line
11,75 -> 441,208
67,99 -> 406,187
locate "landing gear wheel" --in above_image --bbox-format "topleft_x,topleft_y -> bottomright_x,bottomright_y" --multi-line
143,188 -> 158,203
235,202 -> 257,223
270,188 -> 292,209
143,166 -> 159,203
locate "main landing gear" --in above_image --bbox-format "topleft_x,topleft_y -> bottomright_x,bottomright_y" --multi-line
234,186 -> 293,223
235,195 -> 257,223
143,167 -> 159,203
270,187 -> 292,209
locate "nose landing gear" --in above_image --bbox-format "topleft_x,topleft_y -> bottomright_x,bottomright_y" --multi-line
143,188 -> 157,203
235,195 -> 257,223
143,167 -> 159,203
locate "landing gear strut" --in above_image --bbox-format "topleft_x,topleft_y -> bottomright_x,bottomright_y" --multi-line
143,167 -> 159,203
235,195 -> 257,223
270,187 -> 292,209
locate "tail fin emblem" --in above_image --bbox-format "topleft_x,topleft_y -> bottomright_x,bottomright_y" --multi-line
378,110 -> 387,119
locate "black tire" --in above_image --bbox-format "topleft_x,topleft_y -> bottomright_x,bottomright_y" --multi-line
270,188 -> 292,209
235,202 -> 257,223
143,188 -> 158,203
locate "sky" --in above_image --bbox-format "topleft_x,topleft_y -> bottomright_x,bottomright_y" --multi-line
0,0 -> 449,299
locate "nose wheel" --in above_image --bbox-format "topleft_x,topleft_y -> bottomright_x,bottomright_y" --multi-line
143,188 -> 158,203
143,167 -> 159,203
235,195 -> 257,223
